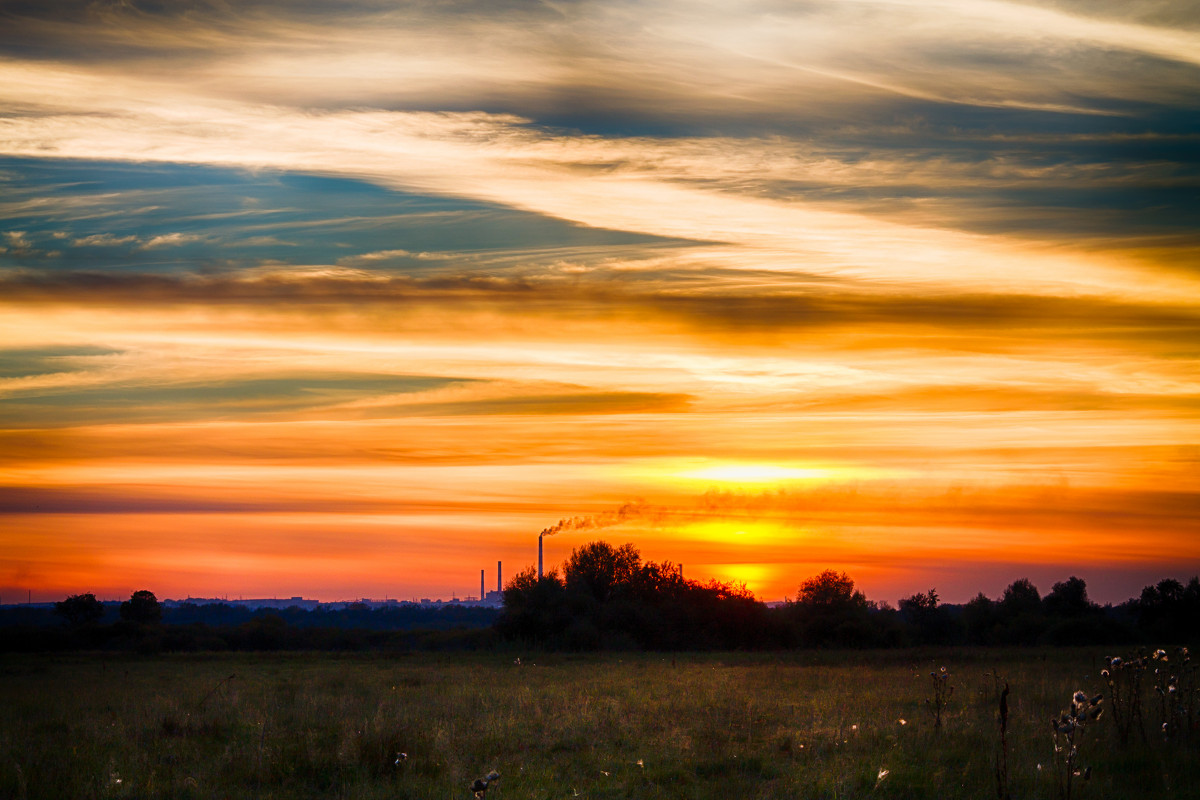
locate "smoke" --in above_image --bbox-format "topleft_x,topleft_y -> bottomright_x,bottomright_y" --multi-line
534,487 -> 865,542
537,492 -> 808,541
537,481 -> 1193,541
539,500 -> 649,538
534,485 -> 902,545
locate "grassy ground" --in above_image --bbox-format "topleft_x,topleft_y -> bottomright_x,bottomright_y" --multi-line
1,648 -> 1196,799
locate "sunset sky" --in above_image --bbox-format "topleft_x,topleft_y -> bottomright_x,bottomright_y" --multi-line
2,0 -> 1198,606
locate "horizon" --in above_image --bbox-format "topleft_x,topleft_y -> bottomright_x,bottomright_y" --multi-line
2,1 -> 1198,607
6,557 -> 1196,608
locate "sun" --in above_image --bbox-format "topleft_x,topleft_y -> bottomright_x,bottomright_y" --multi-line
706,562 -> 773,593
680,463 -> 834,483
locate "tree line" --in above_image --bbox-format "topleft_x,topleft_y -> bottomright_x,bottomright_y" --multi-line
0,593 -> 498,653
498,542 -> 1200,650
4,540 -> 1198,652
498,542 -> 1198,650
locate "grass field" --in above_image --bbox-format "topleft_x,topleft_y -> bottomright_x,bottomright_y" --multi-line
1,648 -> 1196,799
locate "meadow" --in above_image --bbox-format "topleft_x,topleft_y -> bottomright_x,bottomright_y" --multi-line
1,648 -> 1196,799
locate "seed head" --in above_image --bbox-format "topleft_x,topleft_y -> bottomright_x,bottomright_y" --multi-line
471,770 -> 500,798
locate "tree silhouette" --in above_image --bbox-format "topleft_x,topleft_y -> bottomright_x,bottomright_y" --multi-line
497,566 -> 569,645
900,588 -> 939,615
962,592 -> 996,644
994,578 -> 1046,644
795,570 -> 866,610
54,593 -> 105,627
788,570 -> 875,646
1000,578 -> 1041,616
1135,576 -> 1200,640
1043,576 -> 1094,618
899,588 -> 958,644
498,541 -> 770,650
120,590 -> 162,624
564,541 -> 641,603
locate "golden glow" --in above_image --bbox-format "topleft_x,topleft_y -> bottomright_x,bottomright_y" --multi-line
621,460 -> 913,491
679,464 -> 836,484
704,563 -> 775,593
679,520 -> 789,546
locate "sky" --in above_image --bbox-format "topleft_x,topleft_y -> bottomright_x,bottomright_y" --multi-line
1,0 -> 1198,606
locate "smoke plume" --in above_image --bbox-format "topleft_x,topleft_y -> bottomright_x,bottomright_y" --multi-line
539,500 -> 649,538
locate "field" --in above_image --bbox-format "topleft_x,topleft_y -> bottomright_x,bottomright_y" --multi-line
1,648 -> 1197,799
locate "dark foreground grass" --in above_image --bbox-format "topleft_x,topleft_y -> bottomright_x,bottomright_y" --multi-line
1,648 -> 1196,799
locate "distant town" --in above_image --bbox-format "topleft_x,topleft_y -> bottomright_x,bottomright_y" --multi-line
171,591 -> 506,610
1,561 -> 508,609
0,593 -> 504,610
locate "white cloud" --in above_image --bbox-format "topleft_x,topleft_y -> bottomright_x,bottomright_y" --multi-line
141,233 -> 202,249
73,233 -> 139,247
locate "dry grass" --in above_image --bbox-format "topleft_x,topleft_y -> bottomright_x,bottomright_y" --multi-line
0,648 -> 1197,799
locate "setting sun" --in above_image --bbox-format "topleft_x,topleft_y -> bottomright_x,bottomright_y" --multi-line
679,464 -> 836,484
705,562 -> 775,592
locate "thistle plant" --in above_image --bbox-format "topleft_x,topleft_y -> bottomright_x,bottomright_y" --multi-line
1151,649 -> 1172,738
1100,653 -> 1146,746
470,770 -> 501,798
1051,690 -> 1103,800
1151,646 -> 1195,744
926,666 -> 953,730
1176,647 -> 1196,743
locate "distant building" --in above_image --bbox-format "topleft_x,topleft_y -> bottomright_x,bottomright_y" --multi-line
165,596 -> 320,611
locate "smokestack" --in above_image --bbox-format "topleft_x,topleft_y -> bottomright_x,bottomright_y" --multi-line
497,560 -> 502,593
538,533 -> 543,579
480,569 -> 485,601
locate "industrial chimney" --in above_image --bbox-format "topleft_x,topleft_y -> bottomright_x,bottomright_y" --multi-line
480,569 -> 484,602
538,533 -> 543,579
497,560 -> 502,593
